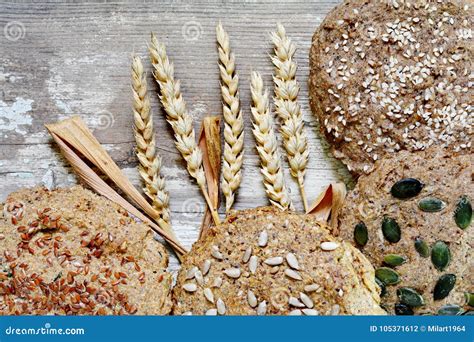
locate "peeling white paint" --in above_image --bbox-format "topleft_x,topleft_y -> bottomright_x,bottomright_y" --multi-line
0,97 -> 34,135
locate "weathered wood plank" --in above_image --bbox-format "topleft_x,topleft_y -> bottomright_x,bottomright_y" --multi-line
0,0 -> 347,273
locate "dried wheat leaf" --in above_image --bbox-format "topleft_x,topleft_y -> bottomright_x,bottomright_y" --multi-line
47,131 -> 187,257
198,117 -> 222,238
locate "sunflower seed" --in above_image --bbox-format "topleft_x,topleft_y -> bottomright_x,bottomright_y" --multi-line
438,304 -> 463,316
414,238 -> 430,258
302,308 -> 319,316
195,270 -> 204,285
285,253 -> 300,270
285,269 -> 302,281
216,298 -> 226,315
299,292 -> 314,308
223,268 -> 241,279
201,260 -> 211,276
211,245 -> 223,260
394,303 -> 414,315
464,292 -> 474,307
212,277 -> 223,288
289,296 -> 305,308
288,309 -> 302,316
391,178 -> 424,199
205,308 -> 217,316
375,278 -> 387,297
382,217 -> 401,243
242,247 -> 252,263
204,288 -> 214,303
354,222 -> 368,247
375,267 -> 400,285
397,287 -> 425,307
185,266 -> 198,280
418,197 -> 446,212
431,241 -> 451,271
330,304 -> 340,315
454,196 -> 472,229
320,241 -> 340,251
383,254 -> 406,267
182,311 -> 193,315
182,283 -> 197,292
433,274 -> 456,300
304,284 -> 320,293
257,301 -> 267,315
258,230 -> 268,247
264,256 -> 284,266
249,256 -> 258,274
247,290 -> 257,308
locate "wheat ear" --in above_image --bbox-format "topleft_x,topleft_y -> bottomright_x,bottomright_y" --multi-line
250,71 -> 293,210
131,55 -> 171,223
216,23 -> 244,213
149,33 -> 220,225
271,23 -> 309,212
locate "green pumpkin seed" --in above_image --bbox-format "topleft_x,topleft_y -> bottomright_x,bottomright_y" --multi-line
394,303 -> 414,315
375,277 -> 386,297
414,238 -> 430,258
391,178 -> 424,199
465,293 -> 474,307
463,311 -> 474,316
383,254 -> 406,267
438,304 -> 463,316
397,287 -> 425,307
454,196 -> 472,230
382,217 -> 401,243
433,274 -> 456,300
431,241 -> 451,271
354,222 -> 368,247
418,197 -> 446,212
375,267 -> 400,285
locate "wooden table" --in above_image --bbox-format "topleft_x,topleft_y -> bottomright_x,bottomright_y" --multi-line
0,0 -> 349,271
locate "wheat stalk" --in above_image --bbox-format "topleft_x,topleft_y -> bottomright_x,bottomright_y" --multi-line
131,55 -> 171,223
250,71 -> 293,210
216,23 -> 244,213
149,33 -> 220,225
271,23 -> 309,212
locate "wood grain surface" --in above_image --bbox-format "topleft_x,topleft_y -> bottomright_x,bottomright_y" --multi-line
0,0 -> 349,272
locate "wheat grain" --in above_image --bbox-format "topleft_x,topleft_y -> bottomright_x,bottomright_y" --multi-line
216,22 -> 244,213
250,71 -> 292,210
271,23 -> 309,212
149,33 -> 220,225
131,55 -> 171,223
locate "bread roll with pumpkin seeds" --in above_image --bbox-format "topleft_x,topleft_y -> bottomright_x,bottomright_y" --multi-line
337,149 -> 473,315
0,186 -> 172,315
172,206 -> 385,315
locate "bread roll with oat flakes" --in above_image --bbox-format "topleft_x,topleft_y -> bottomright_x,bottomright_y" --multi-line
0,186 -> 172,315
173,206 -> 385,315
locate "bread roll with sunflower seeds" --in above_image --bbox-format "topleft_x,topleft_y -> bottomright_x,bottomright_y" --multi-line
173,206 -> 385,315
0,186 -> 172,315
337,149 -> 473,315
309,0 -> 473,175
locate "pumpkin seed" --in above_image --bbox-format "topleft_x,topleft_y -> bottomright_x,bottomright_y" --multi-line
414,238 -> 430,258
462,310 -> 474,316
375,267 -> 400,285
375,277 -> 386,297
431,241 -> 451,271
394,303 -> 414,315
433,274 -> 456,300
354,222 -> 368,247
418,197 -> 446,212
438,304 -> 463,316
383,254 -> 406,267
465,292 -> 474,307
382,217 -> 401,243
397,287 -> 425,307
391,178 -> 424,199
454,196 -> 472,229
